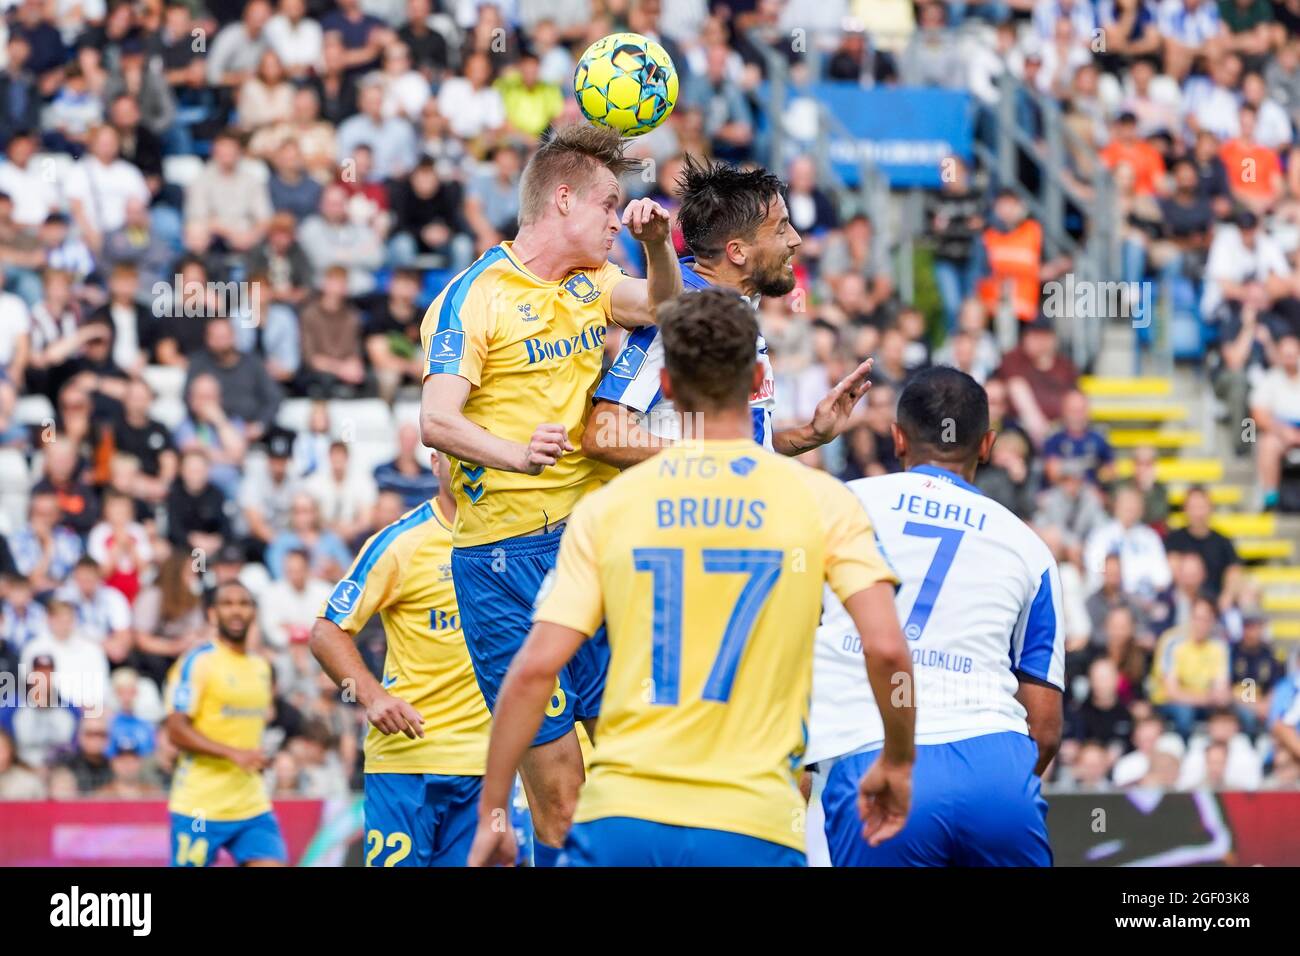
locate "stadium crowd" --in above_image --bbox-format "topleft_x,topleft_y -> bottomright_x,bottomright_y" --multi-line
1,0 -> 1300,805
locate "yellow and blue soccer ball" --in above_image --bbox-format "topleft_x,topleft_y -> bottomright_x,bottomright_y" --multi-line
573,32 -> 678,137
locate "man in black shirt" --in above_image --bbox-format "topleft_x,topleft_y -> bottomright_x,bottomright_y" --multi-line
387,157 -> 468,268
166,448 -> 231,553
1070,657 -> 1135,753
116,379 -> 178,504
1164,485 -> 1241,604
1231,612 -> 1283,736
1156,159 -> 1213,272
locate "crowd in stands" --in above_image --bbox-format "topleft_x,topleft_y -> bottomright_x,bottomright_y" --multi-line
1,0 -> 1300,801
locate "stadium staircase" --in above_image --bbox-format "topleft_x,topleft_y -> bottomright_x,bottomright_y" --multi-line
1090,322 -> 1300,646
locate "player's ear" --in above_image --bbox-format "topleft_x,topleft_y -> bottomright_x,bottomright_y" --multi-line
659,367 -> 674,403
556,183 -> 570,216
978,429 -> 997,464
890,422 -> 908,459
725,237 -> 746,268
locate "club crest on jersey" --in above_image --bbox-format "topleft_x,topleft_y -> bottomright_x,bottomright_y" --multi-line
563,273 -> 600,303
428,328 -> 464,363
729,456 -> 757,477
608,344 -> 647,379
517,303 -> 539,322
328,579 -> 362,615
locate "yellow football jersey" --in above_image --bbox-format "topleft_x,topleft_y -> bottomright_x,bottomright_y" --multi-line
533,438 -> 898,851
321,499 -> 491,775
165,640 -> 273,821
420,242 -> 626,547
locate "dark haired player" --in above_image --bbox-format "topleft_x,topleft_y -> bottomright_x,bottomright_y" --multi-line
164,581 -> 287,867
468,289 -> 913,867
807,366 -> 1064,867
584,156 -> 873,467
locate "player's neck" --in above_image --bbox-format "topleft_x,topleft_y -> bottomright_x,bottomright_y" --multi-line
678,406 -> 753,442
509,228 -> 581,282
435,490 -> 455,525
691,258 -> 751,296
218,636 -> 248,656
908,458 -> 978,485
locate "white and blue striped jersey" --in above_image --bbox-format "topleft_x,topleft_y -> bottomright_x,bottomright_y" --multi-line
592,258 -> 776,449
807,465 -> 1065,765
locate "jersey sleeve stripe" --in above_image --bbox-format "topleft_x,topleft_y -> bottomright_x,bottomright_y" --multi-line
427,246 -> 507,376
1014,568 -> 1062,688
325,502 -> 434,624
170,642 -> 215,712
593,325 -> 661,408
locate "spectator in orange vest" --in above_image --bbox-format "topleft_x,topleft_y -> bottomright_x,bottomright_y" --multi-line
978,190 -> 1069,323
1099,111 -> 1168,197
1220,103 -> 1285,216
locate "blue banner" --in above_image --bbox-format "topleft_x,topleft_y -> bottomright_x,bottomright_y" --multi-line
775,85 -> 973,189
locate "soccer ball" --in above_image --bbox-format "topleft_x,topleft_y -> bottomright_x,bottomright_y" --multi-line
573,32 -> 678,137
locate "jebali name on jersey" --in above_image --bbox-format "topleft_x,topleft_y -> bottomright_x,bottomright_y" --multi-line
807,465 -> 1065,765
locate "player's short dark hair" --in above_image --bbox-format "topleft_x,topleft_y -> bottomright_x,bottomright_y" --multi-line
676,155 -> 785,261
658,288 -> 758,413
895,366 -> 990,461
518,124 -> 638,225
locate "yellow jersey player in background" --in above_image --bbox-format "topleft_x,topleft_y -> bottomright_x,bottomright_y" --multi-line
419,124 -> 682,866
468,289 -> 917,867
310,452 -> 491,867
165,581 -> 286,867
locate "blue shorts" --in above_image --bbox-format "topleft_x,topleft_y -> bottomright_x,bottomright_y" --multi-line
363,772 -> 482,867
560,817 -> 806,867
452,527 -> 608,746
821,731 -> 1051,867
169,811 -> 287,867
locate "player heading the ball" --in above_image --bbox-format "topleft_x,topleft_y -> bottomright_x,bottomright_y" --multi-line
468,288 -> 916,867
419,123 -> 681,866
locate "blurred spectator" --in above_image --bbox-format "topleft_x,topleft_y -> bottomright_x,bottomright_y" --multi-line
464,144 -> 523,254
1177,706 -> 1263,789
240,428 -> 301,557
388,158 -> 470,270
259,547 -> 331,651
1165,486 -> 1242,603
1269,657 -> 1300,768
337,78 -> 419,182
0,130 -> 59,228
267,141 -> 323,225
238,51 -> 296,135
1250,332 -> 1300,511
86,490 -> 152,605
1035,459 -> 1109,554
186,317 -> 283,442
1084,484 -> 1172,597
19,597 -> 109,711
173,373 -> 248,498
1221,104 -> 1285,216
133,551 -> 207,688
265,492 -> 351,581
10,491 -> 84,595
1156,594 -> 1232,739
248,214 -> 314,308
64,124 -> 150,254
993,318 -> 1080,447
55,712 -> 114,794
165,449 -> 233,556
1043,390 -> 1115,486
497,50 -> 564,140
266,0 -> 324,81
299,184 -> 386,297
207,0 -> 274,90
182,128 -> 274,260
1112,715 -> 1171,786
106,668 -> 160,757
297,265 -> 367,398
1149,549 -> 1210,636
1231,611 -> 1283,736
0,726 -> 45,798
1,656 -> 78,768
305,440 -> 378,544
1128,445 -> 1171,528
683,42 -> 753,163
927,159 -> 985,333
1,574 -> 47,650
56,556 -> 133,666
373,421 -> 438,508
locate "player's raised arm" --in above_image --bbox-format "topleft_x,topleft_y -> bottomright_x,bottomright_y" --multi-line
608,197 -> 682,329
582,398 -> 672,467
420,374 -> 574,475
772,357 -> 875,457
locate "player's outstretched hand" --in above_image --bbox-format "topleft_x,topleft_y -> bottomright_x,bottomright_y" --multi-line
808,357 -> 873,446
522,423 -> 574,475
366,692 -> 425,739
856,755 -> 912,847
623,198 -> 671,246
467,811 -> 518,867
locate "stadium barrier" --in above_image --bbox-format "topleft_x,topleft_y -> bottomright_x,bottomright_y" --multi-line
2,792 -> 1298,866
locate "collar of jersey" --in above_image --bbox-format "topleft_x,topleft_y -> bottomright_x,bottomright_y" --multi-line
679,257 -> 761,309
911,464 -> 983,496
500,241 -> 560,285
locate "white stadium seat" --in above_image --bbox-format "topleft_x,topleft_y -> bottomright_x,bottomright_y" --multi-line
143,364 -> 187,404
150,397 -> 187,431
14,393 -> 54,427
162,155 -> 204,189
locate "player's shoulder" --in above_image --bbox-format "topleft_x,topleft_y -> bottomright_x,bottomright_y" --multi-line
354,500 -> 441,571
424,246 -> 512,312
171,640 -> 217,682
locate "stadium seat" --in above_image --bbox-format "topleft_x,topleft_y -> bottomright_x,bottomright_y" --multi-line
0,448 -> 29,493
1235,539 -> 1295,561
150,397 -> 187,431
1113,457 -> 1223,483
143,364 -> 187,404
162,154 -> 205,189
1089,405 -> 1187,423
1269,619 -> 1300,640
330,398 -> 396,446
1166,513 -> 1277,537
392,401 -> 422,434
1079,376 -> 1173,398
1105,429 -> 1202,450
276,398 -> 315,433
240,562 -> 272,598
14,393 -> 54,427
0,490 -> 27,535
1262,594 -> 1300,612
1248,567 -> 1300,585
